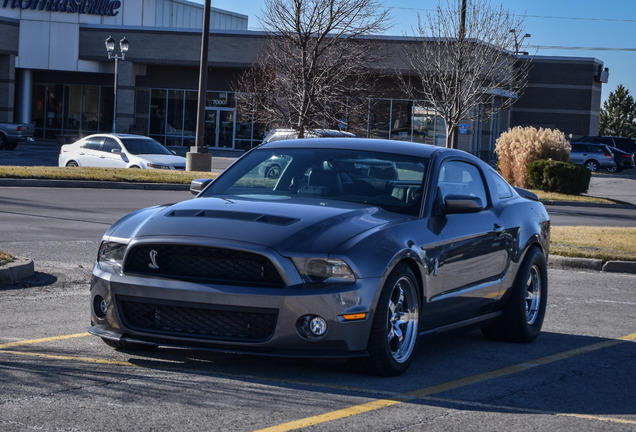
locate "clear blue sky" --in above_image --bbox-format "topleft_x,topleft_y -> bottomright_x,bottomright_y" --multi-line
209,0 -> 636,104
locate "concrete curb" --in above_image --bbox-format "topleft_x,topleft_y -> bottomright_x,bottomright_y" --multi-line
541,200 -> 635,209
548,255 -> 636,274
0,257 -> 35,286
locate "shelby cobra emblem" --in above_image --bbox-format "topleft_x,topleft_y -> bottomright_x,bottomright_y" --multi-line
148,250 -> 160,270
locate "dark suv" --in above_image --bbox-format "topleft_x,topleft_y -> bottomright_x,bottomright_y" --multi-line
573,136 -> 636,156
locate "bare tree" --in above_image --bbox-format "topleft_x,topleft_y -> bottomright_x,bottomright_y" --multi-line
235,0 -> 391,138
404,0 -> 530,148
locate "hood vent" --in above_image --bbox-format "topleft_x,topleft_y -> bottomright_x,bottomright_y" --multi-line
166,209 -> 298,226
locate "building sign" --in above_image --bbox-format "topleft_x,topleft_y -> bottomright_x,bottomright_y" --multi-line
2,0 -> 121,16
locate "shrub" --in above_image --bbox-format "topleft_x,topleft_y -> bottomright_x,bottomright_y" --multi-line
495,126 -> 571,188
526,159 -> 591,195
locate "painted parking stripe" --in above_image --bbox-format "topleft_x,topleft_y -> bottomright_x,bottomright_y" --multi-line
254,332 -> 636,432
0,332 -> 634,428
0,350 -> 135,366
0,332 -> 91,349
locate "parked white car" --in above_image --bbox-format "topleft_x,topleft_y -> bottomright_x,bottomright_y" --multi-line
58,134 -> 186,170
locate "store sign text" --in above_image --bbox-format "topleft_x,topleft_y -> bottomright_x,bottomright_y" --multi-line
2,0 -> 121,16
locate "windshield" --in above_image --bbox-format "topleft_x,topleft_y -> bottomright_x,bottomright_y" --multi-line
201,148 -> 428,216
121,138 -> 173,155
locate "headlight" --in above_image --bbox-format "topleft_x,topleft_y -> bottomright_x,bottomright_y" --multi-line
147,163 -> 171,169
98,241 -> 127,270
292,258 -> 355,285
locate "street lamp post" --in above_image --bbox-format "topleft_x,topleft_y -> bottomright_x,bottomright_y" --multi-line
105,36 -> 129,133
509,29 -> 531,55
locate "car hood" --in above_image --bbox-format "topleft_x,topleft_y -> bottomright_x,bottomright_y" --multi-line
129,154 -> 186,166
108,196 -> 411,255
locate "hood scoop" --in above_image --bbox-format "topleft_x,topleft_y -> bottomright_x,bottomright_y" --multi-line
165,209 -> 299,226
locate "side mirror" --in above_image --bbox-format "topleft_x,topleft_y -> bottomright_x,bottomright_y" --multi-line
442,195 -> 483,214
111,149 -> 122,154
190,178 -> 213,195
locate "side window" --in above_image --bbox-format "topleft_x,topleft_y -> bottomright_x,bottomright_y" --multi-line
82,137 -> 102,151
490,169 -> 514,199
437,160 -> 488,207
103,138 -> 121,153
571,143 -> 583,152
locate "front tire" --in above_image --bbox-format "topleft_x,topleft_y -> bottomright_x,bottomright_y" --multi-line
351,263 -> 419,376
482,247 -> 548,343
0,134 -> 7,149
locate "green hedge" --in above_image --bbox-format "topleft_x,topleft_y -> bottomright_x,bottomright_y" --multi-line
527,159 -> 591,194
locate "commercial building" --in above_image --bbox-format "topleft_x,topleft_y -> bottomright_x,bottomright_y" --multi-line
0,0 -> 607,159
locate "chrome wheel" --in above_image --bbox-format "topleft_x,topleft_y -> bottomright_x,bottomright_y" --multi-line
585,160 -> 599,171
351,263 -> 419,376
386,276 -> 418,364
481,247 -> 547,343
525,264 -> 541,325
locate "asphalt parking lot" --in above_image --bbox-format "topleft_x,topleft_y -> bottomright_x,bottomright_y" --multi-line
1,267 -> 634,431
1,141 -> 635,430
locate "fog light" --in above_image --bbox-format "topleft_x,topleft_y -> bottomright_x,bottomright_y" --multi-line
93,295 -> 108,319
296,315 -> 328,339
309,316 -> 327,336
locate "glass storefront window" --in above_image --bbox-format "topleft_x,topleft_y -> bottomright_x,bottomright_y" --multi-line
150,89 -> 167,144
84,87 -> 101,134
31,84 -> 45,134
100,86 -> 113,133
166,90 -> 185,146
183,91 -> 198,146
67,86 -> 81,132
368,100 -> 391,139
390,100 -> 412,141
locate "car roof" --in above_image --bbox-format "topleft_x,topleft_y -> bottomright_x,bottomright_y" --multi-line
258,137 -> 463,159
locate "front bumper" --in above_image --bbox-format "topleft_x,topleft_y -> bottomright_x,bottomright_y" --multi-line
89,266 -> 381,358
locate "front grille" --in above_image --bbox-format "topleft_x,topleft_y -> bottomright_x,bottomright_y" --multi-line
118,297 -> 278,342
124,244 -> 284,287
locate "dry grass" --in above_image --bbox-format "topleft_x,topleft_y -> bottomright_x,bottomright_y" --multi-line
550,226 -> 636,261
0,166 -> 218,184
531,190 -> 617,204
0,250 -> 15,266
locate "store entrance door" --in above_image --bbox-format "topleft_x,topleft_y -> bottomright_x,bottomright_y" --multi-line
204,107 -> 235,149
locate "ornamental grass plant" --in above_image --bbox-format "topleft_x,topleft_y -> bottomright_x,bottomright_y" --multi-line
495,126 -> 571,188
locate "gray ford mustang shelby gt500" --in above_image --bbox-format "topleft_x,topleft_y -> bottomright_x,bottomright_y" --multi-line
89,138 -> 550,376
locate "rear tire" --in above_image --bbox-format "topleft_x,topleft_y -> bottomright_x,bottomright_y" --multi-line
101,338 -> 158,351
482,247 -> 548,343
584,160 -> 599,171
350,263 -> 419,376
65,161 -> 79,167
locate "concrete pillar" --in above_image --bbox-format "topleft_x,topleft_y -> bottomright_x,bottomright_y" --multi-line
16,69 -> 32,124
186,150 -> 212,172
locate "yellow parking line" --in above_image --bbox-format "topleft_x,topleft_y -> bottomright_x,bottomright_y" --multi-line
0,332 -> 91,349
1,331 -> 634,429
0,350 -> 135,366
254,332 -> 636,432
